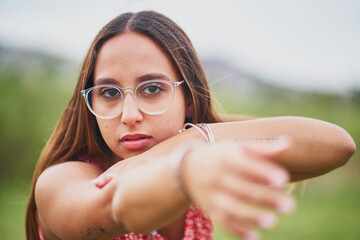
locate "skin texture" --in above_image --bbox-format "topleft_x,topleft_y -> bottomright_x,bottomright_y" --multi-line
94,32 -> 192,160
34,32 -> 356,240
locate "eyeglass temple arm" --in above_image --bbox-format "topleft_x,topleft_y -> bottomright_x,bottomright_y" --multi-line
173,80 -> 184,87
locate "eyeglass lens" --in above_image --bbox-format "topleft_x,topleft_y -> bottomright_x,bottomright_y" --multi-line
88,80 -> 174,118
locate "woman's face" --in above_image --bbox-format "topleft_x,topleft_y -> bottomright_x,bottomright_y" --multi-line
94,32 -> 190,159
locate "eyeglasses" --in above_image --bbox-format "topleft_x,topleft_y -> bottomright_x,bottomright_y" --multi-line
81,80 -> 184,119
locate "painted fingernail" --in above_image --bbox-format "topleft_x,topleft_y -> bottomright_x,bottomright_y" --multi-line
259,213 -> 278,229
90,173 -> 116,185
90,177 -> 102,184
277,197 -> 296,214
107,172 -> 117,179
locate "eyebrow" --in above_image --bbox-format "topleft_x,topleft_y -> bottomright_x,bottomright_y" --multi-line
94,78 -> 119,85
137,73 -> 170,82
94,73 -> 171,86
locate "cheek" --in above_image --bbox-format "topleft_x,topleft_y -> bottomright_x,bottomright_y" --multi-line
97,119 -> 116,143
152,105 -> 187,137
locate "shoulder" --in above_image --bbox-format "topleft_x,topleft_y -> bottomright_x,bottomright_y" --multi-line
35,161 -> 115,239
35,161 -> 103,205
37,161 -> 102,185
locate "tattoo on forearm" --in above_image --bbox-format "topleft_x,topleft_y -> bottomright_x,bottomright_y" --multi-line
235,137 -> 280,143
80,222 -> 106,240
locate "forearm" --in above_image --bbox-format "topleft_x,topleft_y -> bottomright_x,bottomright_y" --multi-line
111,157 -> 190,233
99,116 -> 355,232
208,117 -> 356,175
120,116 -> 355,181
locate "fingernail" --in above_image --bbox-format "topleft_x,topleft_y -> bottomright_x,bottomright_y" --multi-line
259,213 -> 278,229
107,172 -> 117,179
270,170 -> 289,187
244,230 -> 259,240
90,177 -> 101,184
90,173 -> 116,185
277,197 -> 296,214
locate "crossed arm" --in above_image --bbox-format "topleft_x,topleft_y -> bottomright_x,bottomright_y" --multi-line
35,116 -> 356,239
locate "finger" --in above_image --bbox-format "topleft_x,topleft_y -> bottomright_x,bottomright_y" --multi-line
225,147 -> 290,188
210,193 -> 278,235
221,173 -> 295,214
216,219 -> 260,240
223,221 -> 261,240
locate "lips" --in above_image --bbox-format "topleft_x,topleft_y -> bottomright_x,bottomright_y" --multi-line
120,134 -> 152,150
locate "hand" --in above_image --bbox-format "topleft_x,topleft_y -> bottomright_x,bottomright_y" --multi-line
181,140 -> 295,240
91,138 -> 295,240
91,156 -> 157,188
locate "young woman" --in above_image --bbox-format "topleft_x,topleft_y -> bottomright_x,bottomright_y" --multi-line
26,11 -> 356,240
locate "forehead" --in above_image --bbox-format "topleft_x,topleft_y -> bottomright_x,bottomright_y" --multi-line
94,32 -> 178,86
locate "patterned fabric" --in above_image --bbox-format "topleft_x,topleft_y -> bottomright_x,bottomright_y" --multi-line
114,205 -> 213,240
38,157 -> 214,239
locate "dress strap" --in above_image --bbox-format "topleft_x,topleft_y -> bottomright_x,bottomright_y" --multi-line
78,156 -> 104,171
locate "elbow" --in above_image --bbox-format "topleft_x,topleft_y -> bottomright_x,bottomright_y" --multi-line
346,135 -> 356,158
311,125 -> 357,173
111,189 -> 134,234
111,193 -> 126,233
343,134 -> 356,163
332,128 -> 357,169
111,188 -> 153,235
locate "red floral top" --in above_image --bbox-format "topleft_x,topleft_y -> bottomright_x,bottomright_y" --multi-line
38,157 -> 214,240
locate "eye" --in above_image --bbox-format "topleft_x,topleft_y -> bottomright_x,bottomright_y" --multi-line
139,82 -> 165,95
99,87 -> 121,98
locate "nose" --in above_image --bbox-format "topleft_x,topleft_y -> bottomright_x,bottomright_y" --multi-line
120,92 -> 143,126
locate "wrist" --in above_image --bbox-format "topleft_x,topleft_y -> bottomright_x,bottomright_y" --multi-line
169,142 -> 203,203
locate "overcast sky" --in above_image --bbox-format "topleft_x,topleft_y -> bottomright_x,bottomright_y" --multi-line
1,0 -> 359,93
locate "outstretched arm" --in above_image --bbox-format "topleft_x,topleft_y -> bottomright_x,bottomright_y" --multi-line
101,116 -> 356,181
89,116 -> 355,238
210,116 -> 356,180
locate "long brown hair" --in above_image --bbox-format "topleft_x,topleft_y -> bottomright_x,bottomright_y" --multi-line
25,11 -> 221,239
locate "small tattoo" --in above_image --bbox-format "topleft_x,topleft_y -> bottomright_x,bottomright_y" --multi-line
235,137 -> 280,143
80,222 -> 106,240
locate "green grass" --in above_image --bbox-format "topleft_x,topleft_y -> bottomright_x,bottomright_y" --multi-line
214,166 -> 360,240
0,182 -> 30,239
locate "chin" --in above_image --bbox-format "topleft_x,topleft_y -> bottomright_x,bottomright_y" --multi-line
119,148 -> 148,159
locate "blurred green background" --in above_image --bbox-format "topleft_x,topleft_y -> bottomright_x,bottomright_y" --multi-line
0,46 -> 359,239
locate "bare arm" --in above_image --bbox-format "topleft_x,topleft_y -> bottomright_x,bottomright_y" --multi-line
35,161 -> 191,239
36,162 -> 123,240
36,140 -> 293,239
210,116 -> 356,180
107,116 -> 356,181
36,116 -> 355,239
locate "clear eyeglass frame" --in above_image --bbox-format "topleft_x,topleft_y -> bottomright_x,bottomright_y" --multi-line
80,80 -> 185,119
